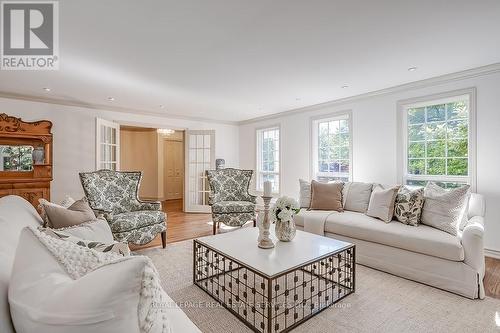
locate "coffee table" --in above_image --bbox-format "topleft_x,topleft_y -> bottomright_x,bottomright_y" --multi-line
193,228 -> 355,333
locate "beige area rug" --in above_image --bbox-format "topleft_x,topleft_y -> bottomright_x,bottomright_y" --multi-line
138,240 -> 500,333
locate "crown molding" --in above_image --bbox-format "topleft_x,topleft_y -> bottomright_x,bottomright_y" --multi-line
0,91 -> 238,126
238,62 -> 500,125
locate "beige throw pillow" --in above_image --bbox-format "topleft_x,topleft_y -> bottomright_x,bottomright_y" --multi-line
421,182 -> 470,235
41,198 -> 96,229
366,185 -> 400,222
309,180 -> 344,211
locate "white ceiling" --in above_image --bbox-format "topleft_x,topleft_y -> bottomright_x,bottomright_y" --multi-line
1,0 -> 500,122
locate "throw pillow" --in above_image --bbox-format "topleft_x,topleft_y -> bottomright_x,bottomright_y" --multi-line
421,182 -> 470,235
52,218 -> 114,244
299,179 -> 311,208
309,180 -> 344,211
366,184 -> 400,222
342,182 -> 373,213
38,195 -> 75,226
40,198 -> 96,229
41,228 -> 130,257
394,186 -> 424,226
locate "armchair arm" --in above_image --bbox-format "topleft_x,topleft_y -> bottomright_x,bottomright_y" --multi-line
92,207 -> 113,221
246,194 -> 257,204
137,200 -> 162,211
461,215 -> 485,273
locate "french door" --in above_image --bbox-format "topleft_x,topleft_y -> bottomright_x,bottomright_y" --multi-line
184,130 -> 215,213
95,118 -> 120,171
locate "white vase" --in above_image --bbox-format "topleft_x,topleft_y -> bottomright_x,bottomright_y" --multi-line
275,218 -> 296,242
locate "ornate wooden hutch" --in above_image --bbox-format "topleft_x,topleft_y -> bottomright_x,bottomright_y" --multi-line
0,113 -> 53,209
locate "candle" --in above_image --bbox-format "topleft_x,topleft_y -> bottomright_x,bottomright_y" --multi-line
263,181 -> 272,197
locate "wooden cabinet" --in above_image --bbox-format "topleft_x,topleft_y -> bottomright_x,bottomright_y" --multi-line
0,114 -> 53,210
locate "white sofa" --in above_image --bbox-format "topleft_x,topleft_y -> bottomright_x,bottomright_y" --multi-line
0,195 -> 199,333
294,192 -> 486,299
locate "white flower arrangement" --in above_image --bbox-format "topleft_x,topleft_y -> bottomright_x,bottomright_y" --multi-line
270,196 -> 300,223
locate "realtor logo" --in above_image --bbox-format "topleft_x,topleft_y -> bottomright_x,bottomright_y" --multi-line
1,1 -> 59,70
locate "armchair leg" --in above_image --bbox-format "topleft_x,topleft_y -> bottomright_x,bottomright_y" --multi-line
253,218 -> 256,227
161,231 -> 166,248
213,221 -> 217,235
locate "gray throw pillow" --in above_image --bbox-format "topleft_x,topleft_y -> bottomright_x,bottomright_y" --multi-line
342,182 -> 373,213
394,186 -> 424,226
421,182 -> 470,235
41,198 -> 96,229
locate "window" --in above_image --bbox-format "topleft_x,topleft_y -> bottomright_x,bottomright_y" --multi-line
311,113 -> 352,182
256,126 -> 280,193
401,93 -> 475,189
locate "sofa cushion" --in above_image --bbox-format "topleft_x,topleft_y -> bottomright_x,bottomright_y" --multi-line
212,201 -> 255,214
110,210 -> 165,233
342,182 -> 373,213
296,210 -> 464,261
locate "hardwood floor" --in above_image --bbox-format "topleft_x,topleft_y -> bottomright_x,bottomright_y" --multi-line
132,199 -> 500,299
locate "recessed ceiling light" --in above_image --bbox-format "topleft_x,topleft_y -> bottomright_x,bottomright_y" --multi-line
341,85 -> 349,89
43,87 -> 51,92
408,67 -> 417,72
107,97 -> 115,101
295,98 -> 301,101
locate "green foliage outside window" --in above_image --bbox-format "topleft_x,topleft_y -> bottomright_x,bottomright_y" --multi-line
406,100 -> 469,179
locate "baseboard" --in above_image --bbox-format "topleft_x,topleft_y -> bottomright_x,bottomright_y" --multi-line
484,248 -> 500,259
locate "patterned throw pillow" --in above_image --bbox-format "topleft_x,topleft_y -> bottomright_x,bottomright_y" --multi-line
394,186 -> 424,226
41,228 -> 130,256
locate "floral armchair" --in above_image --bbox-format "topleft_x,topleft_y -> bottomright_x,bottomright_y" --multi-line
79,170 -> 167,247
206,168 -> 257,234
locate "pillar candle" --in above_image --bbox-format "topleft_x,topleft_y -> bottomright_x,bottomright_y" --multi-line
263,181 -> 272,197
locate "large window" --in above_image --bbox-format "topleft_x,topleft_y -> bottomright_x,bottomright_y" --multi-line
256,126 -> 280,193
402,93 -> 475,189
311,113 -> 352,182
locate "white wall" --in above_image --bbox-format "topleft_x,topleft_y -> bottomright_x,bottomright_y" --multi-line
0,97 -> 239,203
239,71 -> 500,252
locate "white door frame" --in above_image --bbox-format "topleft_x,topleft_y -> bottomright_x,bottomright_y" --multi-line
184,130 -> 215,213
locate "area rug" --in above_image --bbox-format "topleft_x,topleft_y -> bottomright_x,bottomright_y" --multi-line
138,240 -> 500,332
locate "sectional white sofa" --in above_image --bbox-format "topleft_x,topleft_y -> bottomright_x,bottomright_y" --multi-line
0,195 -> 199,333
294,184 -> 486,299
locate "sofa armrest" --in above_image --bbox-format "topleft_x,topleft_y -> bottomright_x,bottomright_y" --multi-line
461,215 -> 485,273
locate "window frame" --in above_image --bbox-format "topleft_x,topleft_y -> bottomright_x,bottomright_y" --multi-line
310,110 -> 353,182
255,124 -> 281,194
397,88 -> 477,191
